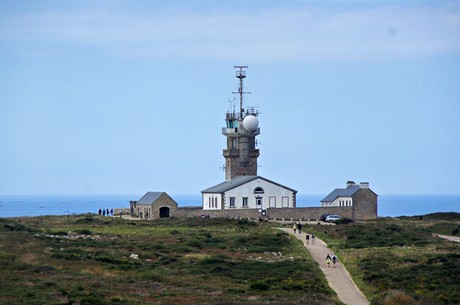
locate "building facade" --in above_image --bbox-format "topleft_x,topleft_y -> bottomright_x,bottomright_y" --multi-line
321,181 -> 378,220
129,192 -> 178,220
202,175 -> 297,211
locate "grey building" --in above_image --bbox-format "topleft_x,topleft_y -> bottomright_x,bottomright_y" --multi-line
321,181 -> 378,220
130,192 -> 178,220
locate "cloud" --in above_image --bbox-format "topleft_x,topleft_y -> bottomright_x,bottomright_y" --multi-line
1,3 -> 460,61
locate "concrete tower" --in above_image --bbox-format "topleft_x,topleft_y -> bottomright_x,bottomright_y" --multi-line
222,66 -> 260,180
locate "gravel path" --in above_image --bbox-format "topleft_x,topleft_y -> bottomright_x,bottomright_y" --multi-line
436,234 -> 460,243
279,228 -> 369,305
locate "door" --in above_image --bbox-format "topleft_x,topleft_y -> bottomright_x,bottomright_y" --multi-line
159,207 -> 170,218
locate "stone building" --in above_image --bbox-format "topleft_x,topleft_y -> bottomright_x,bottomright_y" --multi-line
129,192 -> 178,220
321,181 -> 378,220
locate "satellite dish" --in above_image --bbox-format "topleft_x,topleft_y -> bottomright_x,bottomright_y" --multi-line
242,115 -> 258,131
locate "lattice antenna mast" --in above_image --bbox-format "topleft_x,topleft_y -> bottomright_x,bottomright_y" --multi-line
232,65 -> 251,118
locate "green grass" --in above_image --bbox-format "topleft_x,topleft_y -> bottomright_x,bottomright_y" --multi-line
303,215 -> 460,305
0,216 -> 340,305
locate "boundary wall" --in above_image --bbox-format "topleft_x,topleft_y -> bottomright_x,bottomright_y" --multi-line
116,201 -> 377,221
174,205 -> 373,221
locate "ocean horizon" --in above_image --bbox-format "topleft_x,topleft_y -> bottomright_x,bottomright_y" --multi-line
0,194 -> 459,218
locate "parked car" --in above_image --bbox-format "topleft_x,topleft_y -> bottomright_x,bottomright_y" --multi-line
325,215 -> 341,222
320,214 -> 331,222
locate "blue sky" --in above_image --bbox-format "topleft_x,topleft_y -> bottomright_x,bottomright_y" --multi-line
1,0 -> 459,196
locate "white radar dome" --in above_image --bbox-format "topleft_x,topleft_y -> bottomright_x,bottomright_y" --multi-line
242,115 -> 259,131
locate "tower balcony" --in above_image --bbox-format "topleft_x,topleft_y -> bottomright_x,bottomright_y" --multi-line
223,149 -> 259,158
222,127 -> 260,136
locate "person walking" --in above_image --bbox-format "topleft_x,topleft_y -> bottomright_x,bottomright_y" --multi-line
298,222 -> 303,234
293,223 -> 297,234
326,254 -> 332,268
311,233 -> 316,245
332,255 -> 338,268
305,233 -> 310,244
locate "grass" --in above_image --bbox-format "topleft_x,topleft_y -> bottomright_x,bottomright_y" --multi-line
0,216 -> 341,305
303,213 -> 460,305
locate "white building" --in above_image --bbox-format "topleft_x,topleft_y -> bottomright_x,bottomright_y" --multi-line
202,175 -> 297,211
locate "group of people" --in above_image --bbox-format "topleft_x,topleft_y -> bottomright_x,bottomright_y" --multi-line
98,208 -> 113,216
305,232 -> 316,245
292,222 -> 339,268
292,222 -> 303,234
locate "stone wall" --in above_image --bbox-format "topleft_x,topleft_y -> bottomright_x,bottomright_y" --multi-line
119,192 -> 377,221
173,204 -> 375,221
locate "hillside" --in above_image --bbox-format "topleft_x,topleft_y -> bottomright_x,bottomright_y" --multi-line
1,214 -> 459,305
0,216 -> 340,305
303,213 -> 460,305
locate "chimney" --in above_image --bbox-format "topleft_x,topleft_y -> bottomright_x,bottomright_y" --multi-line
360,182 -> 369,189
346,180 -> 355,188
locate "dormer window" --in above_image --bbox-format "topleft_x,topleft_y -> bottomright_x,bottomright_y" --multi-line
254,187 -> 264,194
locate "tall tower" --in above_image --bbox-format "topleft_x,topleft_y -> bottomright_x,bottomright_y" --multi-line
222,66 -> 260,180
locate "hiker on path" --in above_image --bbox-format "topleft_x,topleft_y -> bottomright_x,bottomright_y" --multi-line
326,254 -> 332,268
305,233 -> 310,244
293,223 -> 297,234
312,233 -> 316,245
298,222 -> 302,234
332,255 -> 338,268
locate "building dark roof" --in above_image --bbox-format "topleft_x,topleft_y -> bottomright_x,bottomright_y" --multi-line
202,175 -> 297,194
137,192 -> 165,205
321,185 -> 361,202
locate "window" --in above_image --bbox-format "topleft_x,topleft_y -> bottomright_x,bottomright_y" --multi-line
232,138 -> 238,149
242,197 -> 248,207
282,196 -> 289,208
269,196 -> 276,208
256,197 -> 262,206
254,187 -> 264,194
229,197 -> 235,208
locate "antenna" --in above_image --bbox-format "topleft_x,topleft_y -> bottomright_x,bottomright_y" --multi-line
232,65 -> 251,118
228,98 -> 236,115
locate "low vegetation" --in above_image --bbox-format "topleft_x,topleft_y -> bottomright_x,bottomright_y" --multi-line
304,213 -> 460,305
0,216 -> 340,305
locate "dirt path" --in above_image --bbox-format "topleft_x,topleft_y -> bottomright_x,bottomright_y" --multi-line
436,234 -> 460,243
278,228 -> 369,305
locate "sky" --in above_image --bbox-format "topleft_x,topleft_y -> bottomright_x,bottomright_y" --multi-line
1,0 -> 459,196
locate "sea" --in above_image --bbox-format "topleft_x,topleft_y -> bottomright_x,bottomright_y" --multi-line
0,194 -> 459,218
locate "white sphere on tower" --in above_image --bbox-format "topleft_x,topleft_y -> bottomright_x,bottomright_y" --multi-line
242,115 -> 259,131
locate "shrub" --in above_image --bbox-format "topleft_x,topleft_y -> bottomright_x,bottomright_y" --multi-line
185,239 -> 203,248
76,229 -> 93,235
334,218 -> 353,225
250,280 -> 271,291
381,290 -> 415,305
